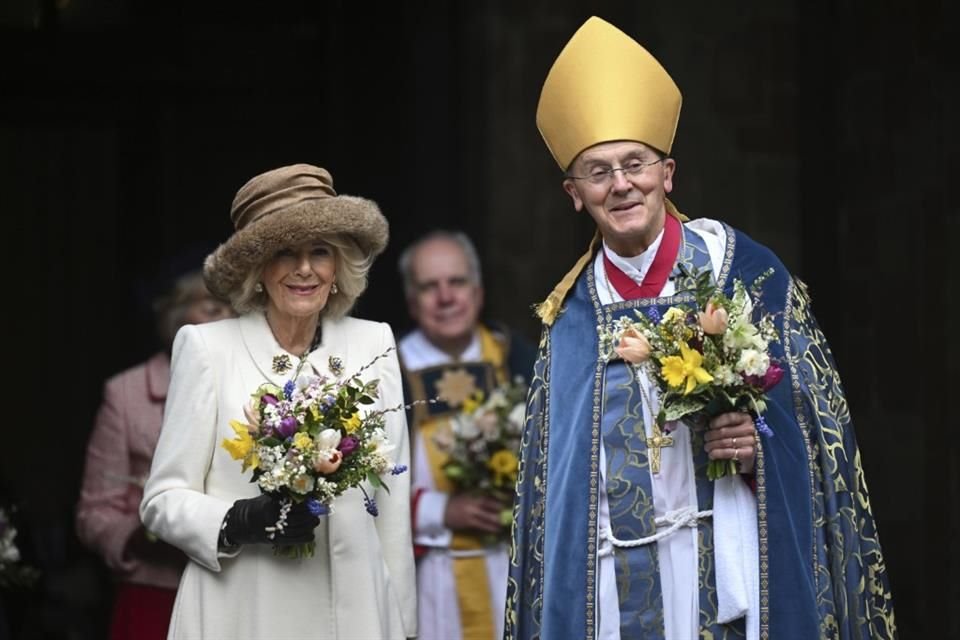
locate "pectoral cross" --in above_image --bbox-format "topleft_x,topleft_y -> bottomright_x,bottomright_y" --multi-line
645,422 -> 674,474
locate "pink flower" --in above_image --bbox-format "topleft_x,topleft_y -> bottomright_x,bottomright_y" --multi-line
242,400 -> 261,429
743,362 -> 784,392
615,327 -> 652,364
698,301 -> 729,335
313,450 -> 343,474
761,363 -> 784,391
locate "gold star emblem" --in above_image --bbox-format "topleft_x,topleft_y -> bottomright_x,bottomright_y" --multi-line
272,354 -> 293,375
434,368 -> 478,408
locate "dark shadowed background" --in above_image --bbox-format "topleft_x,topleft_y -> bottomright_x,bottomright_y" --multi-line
1,1 -> 955,638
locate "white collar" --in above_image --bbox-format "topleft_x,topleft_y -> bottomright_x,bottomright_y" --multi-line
398,329 -> 481,370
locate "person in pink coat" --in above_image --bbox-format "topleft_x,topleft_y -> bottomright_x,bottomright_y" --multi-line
76,266 -> 233,640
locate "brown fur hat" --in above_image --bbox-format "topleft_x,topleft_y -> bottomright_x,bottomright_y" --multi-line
203,164 -> 388,301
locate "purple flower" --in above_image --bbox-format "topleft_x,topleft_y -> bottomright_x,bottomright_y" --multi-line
364,496 -> 379,517
337,435 -> 360,457
283,380 -> 296,399
646,308 -> 661,323
755,415 -> 774,438
261,394 -> 279,407
277,415 -> 299,438
323,394 -> 336,407
306,498 -> 329,517
391,464 -> 408,476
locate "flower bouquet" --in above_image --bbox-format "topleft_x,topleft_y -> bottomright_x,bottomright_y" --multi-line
598,267 -> 781,479
222,349 -> 407,557
432,376 -> 528,541
0,506 -> 40,590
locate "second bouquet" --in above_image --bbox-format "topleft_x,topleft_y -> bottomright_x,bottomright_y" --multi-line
432,376 -> 528,543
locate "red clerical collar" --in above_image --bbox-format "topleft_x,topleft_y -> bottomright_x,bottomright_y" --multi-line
602,214 -> 681,300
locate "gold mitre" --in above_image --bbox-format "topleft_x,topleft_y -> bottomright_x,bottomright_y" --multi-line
536,17 -> 682,170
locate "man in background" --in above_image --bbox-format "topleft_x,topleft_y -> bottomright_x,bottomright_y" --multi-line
397,230 -> 534,640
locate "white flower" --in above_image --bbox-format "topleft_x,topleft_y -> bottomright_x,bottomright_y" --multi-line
314,428 -> 341,454
507,403 -> 526,432
452,415 -> 481,440
735,349 -> 770,377
711,364 -> 739,386
368,428 -> 396,458
290,473 -> 315,494
724,319 -> 761,351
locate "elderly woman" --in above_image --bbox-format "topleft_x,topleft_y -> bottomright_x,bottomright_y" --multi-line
140,164 -> 417,639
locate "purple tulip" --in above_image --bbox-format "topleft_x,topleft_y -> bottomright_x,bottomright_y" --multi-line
277,415 -> 299,438
337,435 -> 360,457
261,394 -> 279,406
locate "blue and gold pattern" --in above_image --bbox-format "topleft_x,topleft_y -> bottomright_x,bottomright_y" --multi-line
505,223 -> 895,640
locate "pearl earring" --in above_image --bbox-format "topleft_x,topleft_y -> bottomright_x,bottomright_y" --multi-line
331,283 -> 339,295
254,282 -> 263,293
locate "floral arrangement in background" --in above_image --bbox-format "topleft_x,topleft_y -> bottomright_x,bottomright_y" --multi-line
598,267 -> 781,479
433,376 -> 528,540
0,506 -> 40,590
222,349 -> 407,557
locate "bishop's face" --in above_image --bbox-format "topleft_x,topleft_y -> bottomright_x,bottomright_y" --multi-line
563,140 -> 675,257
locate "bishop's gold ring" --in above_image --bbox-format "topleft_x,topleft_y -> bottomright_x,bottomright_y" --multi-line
733,448 -> 740,461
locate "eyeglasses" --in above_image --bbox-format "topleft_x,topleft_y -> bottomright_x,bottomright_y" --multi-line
567,158 -> 665,186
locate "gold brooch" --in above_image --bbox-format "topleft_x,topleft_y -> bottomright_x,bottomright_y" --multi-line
328,356 -> 344,376
435,368 -> 478,408
272,354 -> 293,375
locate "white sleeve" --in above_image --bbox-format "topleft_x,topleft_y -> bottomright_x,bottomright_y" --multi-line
372,322 -> 418,637
140,325 -> 233,572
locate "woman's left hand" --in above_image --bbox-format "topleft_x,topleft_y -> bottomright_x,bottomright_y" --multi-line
703,411 -> 758,475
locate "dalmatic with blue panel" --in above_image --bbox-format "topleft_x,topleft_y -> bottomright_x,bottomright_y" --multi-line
505,222 -> 896,640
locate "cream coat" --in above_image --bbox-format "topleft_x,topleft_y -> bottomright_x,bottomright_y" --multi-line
140,312 -> 417,640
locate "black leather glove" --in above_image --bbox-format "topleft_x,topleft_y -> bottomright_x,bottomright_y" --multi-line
221,494 -> 320,546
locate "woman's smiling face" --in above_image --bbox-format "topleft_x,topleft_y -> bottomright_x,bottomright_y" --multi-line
262,241 -> 337,320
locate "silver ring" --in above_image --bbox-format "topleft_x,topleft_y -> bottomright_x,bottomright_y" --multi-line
732,437 -> 738,449
733,448 -> 740,461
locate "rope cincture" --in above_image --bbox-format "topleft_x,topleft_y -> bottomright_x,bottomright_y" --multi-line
598,505 -> 712,557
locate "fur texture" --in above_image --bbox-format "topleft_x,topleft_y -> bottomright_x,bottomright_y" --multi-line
203,195 -> 388,301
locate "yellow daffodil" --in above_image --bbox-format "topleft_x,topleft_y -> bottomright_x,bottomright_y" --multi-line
660,343 -> 714,394
221,420 -> 260,472
488,450 -> 519,487
342,413 -> 362,433
461,391 -> 485,415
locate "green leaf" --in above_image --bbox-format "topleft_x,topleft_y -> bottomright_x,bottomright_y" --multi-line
662,394 -> 707,422
366,470 -> 384,489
